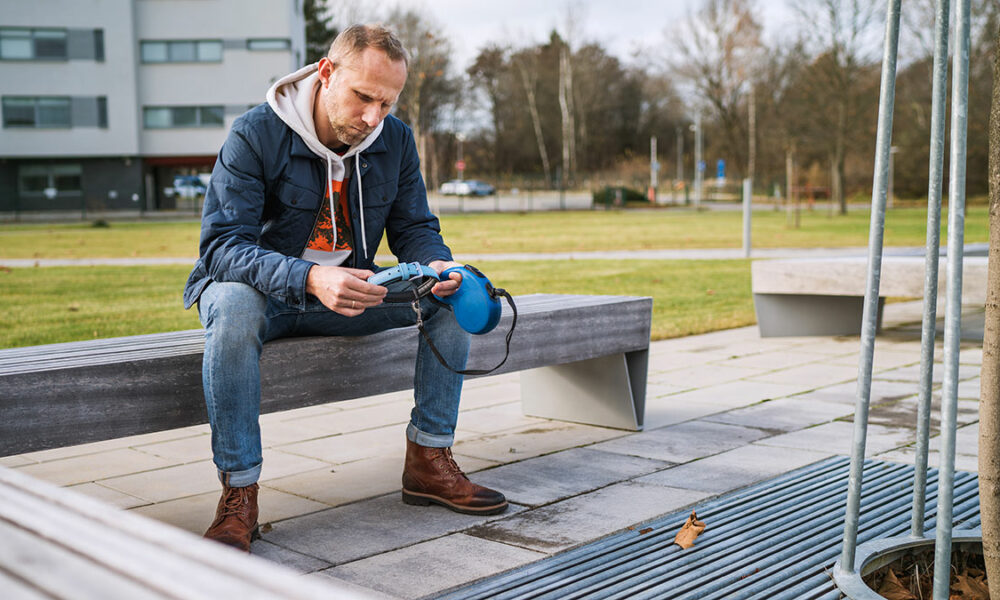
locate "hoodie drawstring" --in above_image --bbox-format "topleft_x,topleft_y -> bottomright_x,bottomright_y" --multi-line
356,153 -> 368,259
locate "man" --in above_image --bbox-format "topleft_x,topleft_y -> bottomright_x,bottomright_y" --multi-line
183,24 -> 507,552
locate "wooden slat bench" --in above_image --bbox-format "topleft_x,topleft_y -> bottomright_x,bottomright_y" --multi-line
0,294 -> 652,456
0,464 -> 375,599
751,256 -> 987,337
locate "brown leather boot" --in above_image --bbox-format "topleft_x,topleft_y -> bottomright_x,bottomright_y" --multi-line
204,483 -> 260,552
402,439 -> 508,515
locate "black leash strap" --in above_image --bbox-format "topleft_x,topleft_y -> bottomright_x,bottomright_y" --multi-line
410,289 -> 517,376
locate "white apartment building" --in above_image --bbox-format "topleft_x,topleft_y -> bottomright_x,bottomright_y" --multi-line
0,0 -> 305,214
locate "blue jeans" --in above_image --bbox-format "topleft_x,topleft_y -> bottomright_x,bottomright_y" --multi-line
197,281 -> 470,487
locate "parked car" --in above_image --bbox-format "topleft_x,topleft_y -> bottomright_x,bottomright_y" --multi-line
439,179 -> 495,196
172,175 -> 208,199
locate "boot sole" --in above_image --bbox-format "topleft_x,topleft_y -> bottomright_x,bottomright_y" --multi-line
402,490 -> 508,516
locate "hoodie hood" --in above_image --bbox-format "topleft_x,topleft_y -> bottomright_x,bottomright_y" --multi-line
266,63 -> 382,259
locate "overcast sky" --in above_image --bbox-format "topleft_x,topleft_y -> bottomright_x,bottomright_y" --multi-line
332,0 -> 799,72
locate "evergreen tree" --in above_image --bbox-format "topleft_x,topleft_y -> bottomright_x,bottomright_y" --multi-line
304,0 -> 338,65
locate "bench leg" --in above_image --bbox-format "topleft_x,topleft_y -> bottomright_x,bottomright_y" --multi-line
753,293 -> 885,337
519,349 -> 647,431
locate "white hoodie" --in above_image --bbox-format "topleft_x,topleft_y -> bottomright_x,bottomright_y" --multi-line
266,63 -> 382,264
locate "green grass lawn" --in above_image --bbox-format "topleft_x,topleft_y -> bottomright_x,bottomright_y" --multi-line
0,205 -> 988,259
0,260 -> 752,348
1,204 -> 985,349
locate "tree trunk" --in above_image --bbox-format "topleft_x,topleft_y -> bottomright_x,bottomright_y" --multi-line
516,59 -> 551,186
558,45 -> 577,187
835,99 -> 847,215
979,21 -> 1000,589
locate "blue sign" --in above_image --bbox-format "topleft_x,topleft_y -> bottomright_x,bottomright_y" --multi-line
716,159 -> 726,179
697,160 -> 706,173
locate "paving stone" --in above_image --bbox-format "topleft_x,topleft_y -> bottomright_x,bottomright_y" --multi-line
470,448 -> 670,507
956,377 -> 981,400
660,380 -> 812,410
281,399 -> 414,436
756,421 -> 914,456
457,403 -> 550,435
466,481 -> 709,553
66,482 -> 151,509
841,396 -> 979,433
262,493 -> 524,565
100,449 -> 329,502
326,533 -> 545,599
635,444 -> 834,493
0,455 -> 36,467
454,421 -> 629,464
877,448 -> 979,473
263,457 -> 400,507
710,350 -> 826,371
310,571 -> 404,600
874,363 -> 980,384
642,395 -> 727,430
458,380 -> 523,411
704,397 -> 854,432
826,349 -> 921,372
133,433 -> 213,463
651,363 -> 769,388
798,380 -> 920,406
18,425 -> 210,463
131,484 -> 329,534
646,351 -> 716,373
589,420 -> 770,463
15,448 -> 176,487
276,423 -> 408,464
251,539 -> 332,573
746,362 -> 858,388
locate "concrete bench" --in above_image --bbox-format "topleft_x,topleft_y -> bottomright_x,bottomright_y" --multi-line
752,256 -> 988,337
0,293 -> 652,456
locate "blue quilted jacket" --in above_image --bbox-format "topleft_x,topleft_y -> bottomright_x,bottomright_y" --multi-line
183,106 -> 451,310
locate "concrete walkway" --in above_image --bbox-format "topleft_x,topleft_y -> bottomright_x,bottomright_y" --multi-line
0,300 -> 984,599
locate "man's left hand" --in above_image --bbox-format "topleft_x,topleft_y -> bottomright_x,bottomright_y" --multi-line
429,260 -> 463,297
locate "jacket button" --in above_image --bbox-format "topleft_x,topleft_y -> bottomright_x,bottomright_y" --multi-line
362,162 -> 368,169
291,198 -> 298,205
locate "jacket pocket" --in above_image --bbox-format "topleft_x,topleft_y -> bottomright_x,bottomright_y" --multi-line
276,179 -> 321,211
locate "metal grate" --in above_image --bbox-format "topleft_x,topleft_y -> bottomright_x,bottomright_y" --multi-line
438,457 -> 980,600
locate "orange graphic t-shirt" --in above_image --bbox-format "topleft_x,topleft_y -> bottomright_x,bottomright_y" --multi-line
302,175 -> 353,266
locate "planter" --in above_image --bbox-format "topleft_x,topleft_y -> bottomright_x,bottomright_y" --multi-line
833,530 -> 983,599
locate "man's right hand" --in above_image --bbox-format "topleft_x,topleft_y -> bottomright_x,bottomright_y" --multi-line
305,266 -> 387,316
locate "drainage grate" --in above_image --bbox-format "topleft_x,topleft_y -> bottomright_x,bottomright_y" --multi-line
438,457 -> 980,600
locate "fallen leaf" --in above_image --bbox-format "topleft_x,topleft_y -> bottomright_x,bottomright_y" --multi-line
673,510 -> 706,549
876,568 -> 916,600
952,568 -> 989,599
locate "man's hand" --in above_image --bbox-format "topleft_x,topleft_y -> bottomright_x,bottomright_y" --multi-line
429,260 -> 463,297
306,266 -> 386,316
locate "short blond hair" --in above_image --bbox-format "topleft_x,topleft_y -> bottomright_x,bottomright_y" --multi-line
328,24 -> 409,67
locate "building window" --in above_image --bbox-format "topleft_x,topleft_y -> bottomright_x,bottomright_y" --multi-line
143,106 -> 225,128
247,38 -> 290,51
19,164 -> 83,197
140,40 -> 223,63
2,96 -> 71,128
0,28 -> 68,60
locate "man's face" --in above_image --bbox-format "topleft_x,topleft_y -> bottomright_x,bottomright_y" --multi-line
318,48 -> 407,148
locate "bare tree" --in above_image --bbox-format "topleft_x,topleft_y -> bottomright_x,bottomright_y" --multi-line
789,0 -> 880,214
671,0 -> 764,181
513,49 -> 553,185
979,18 -> 1000,590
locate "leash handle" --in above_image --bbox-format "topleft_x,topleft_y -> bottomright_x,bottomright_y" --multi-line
412,289 -> 517,377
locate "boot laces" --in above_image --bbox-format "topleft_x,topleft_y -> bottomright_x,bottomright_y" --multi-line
434,448 -> 469,481
220,486 -> 252,519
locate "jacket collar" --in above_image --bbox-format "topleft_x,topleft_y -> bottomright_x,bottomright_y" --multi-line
290,126 -> 388,159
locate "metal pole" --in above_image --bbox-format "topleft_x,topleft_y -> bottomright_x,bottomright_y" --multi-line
650,136 -> 658,203
676,126 -> 684,203
694,114 -> 703,209
839,0 -> 901,574
910,0 -> 950,540
932,0 -> 970,596
742,178 -> 752,258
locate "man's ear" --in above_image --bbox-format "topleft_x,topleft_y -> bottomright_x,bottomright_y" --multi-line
317,57 -> 335,87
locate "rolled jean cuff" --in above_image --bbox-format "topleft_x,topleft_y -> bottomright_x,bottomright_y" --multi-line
218,463 -> 261,488
406,422 -> 454,448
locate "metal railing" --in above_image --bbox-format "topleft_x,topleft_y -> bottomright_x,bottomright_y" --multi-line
837,0 -> 974,597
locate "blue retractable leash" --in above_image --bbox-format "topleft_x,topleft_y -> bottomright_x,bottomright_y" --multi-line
368,263 -> 517,376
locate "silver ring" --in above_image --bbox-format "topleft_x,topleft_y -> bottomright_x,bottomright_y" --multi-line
352,300 -> 356,309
